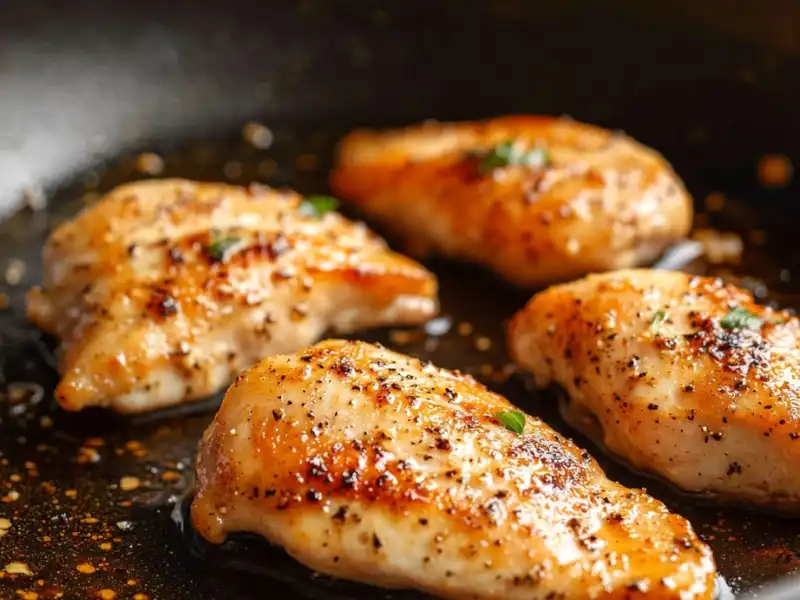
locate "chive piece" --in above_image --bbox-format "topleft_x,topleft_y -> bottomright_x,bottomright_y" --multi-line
651,310 -> 667,333
496,410 -> 526,434
299,195 -> 340,218
720,306 -> 762,330
477,141 -> 550,175
205,236 -> 241,262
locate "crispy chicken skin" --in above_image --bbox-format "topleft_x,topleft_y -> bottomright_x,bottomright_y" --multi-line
331,116 -> 693,287
26,179 -> 437,414
509,269 -> 800,510
192,339 -> 715,600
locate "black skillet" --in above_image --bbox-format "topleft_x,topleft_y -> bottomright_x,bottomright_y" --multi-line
1,1 -> 800,598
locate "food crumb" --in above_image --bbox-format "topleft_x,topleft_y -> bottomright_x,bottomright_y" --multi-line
133,594 -> 149,600
96,590 -> 116,599
99,542 -> 112,551
4,562 -> 32,576
16,591 -> 38,600
134,152 -> 165,175
76,563 -> 96,575
116,521 -> 134,531
161,471 -> 182,482
119,476 -> 141,492
5,259 -> 26,286
758,153 -> 793,188
127,580 -> 137,586
242,122 -> 274,149
64,489 -> 77,499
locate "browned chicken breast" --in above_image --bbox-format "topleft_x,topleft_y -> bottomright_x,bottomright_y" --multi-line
192,339 -> 716,600
26,179 -> 437,414
331,116 -> 693,287
509,269 -> 800,510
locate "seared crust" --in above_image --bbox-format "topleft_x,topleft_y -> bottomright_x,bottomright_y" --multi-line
192,339 -> 715,600
509,268 -> 800,509
331,116 -> 693,287
27,179 -> 438,413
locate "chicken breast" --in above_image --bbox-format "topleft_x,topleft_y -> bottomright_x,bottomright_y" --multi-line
331,116 -> 693,287
508,269 -> 800,510
26,179 -> 437,414
192,339 -> 716,600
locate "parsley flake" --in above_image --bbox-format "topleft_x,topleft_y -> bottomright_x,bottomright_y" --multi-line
651,310 -> 667,333
477,141 -> 550,175
496,410 -> 526,434
299,195 -> 340,218
205,236 -> 241,262
720,306 -> 762,330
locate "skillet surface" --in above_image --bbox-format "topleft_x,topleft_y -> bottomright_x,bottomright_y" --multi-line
2,1 -> 800,599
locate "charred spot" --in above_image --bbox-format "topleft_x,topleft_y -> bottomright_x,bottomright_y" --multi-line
306,489 -> 323,502
272,409 -> 284,421
147,289 -> 180,318
727,462 -> 743,476
332,358 -> 355,377
435,438 -> 452,451
647,403 -> 658,411
168,246 -> 185,263
790,433 -> 800,440
443,387 -> 458,401
341,469 -> 360,489
332,506 -> 349,521
372,533 -> 383,550
682,383 -> 696,393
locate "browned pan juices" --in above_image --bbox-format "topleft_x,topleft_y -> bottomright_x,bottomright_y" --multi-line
0,127 -> 798,599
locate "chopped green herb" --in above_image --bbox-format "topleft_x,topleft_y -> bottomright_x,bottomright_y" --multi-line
477,141 -> 550,175
496,410 -> 526,434
651,310 -> 667,333
299,195 -> 340,218
720,306 -> 762,330
205,236 -> 241,262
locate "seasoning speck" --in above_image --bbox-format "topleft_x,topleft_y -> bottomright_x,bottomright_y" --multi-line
76,563 -> 96,575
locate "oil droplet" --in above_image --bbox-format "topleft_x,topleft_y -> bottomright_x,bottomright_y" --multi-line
4,562 -> 33,575
119,476 -> 141,492
76,563 -> 96,575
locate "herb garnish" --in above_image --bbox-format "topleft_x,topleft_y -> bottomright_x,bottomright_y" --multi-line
651,310 -> 667,333
477,141 -> 550,175
205,236 -> 242,262
720,306 -> 762,330
496,410 -> 526,434
299,195 -> 340,218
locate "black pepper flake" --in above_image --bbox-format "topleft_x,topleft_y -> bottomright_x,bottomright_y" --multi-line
332,506 -> 349,521
372,533 -> 382,550
306,489 -> 323,502
272,409 -> 284,421
647,403 -> 659,411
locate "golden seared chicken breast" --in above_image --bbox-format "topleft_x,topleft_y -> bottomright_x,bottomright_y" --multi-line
192,339 -> 715,600
331,116 -> 693,287
26,179 -> 437,414
509,269 -> 800,510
